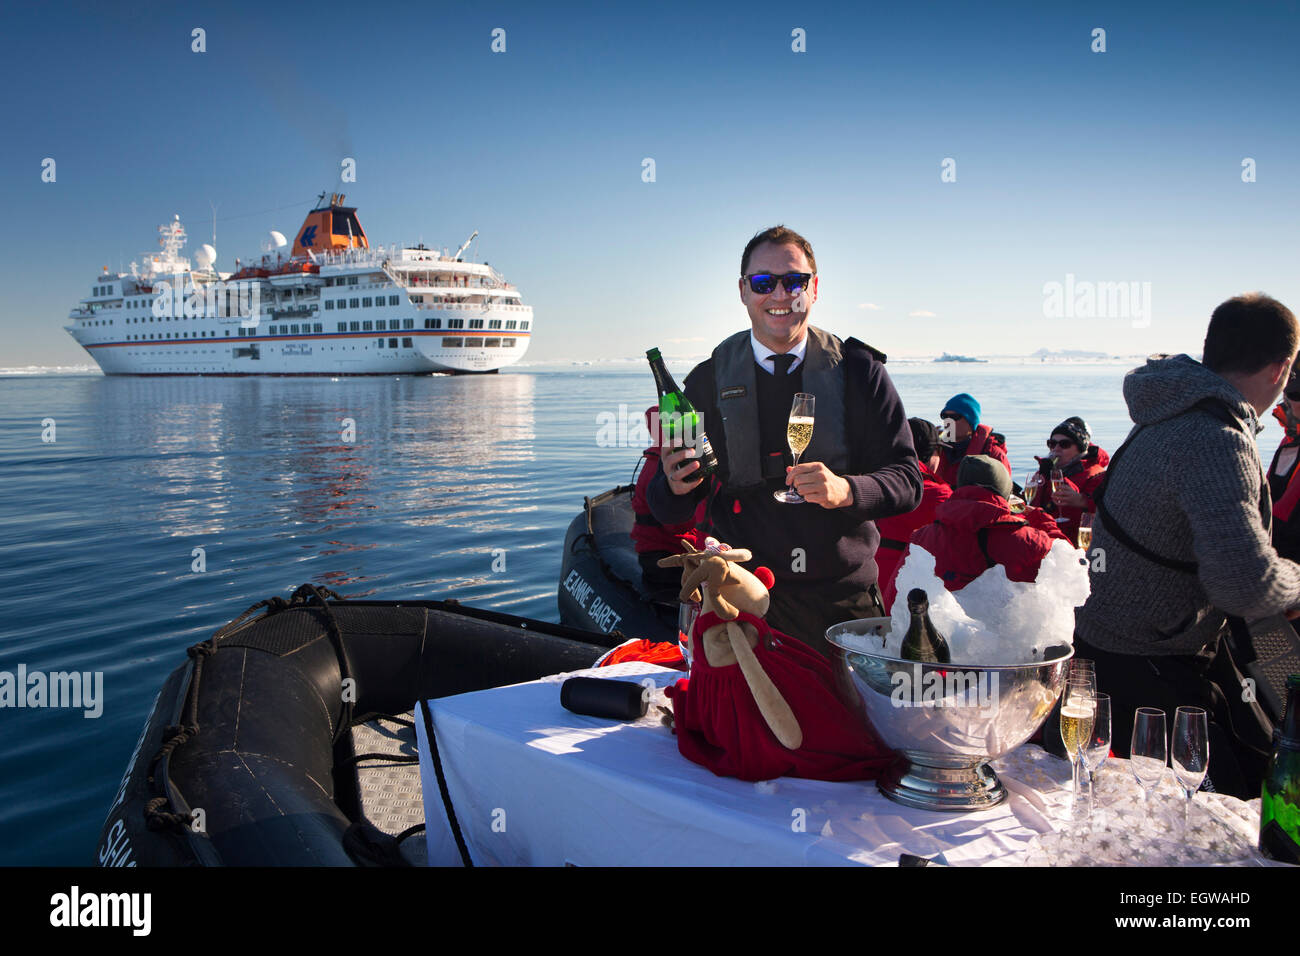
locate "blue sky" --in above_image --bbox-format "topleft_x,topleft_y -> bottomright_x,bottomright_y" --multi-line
4,1 -> 1300,366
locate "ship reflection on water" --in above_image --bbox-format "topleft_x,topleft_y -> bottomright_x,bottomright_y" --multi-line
85,373 -> 540,598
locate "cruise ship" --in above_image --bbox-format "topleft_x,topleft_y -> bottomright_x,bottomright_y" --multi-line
65,194 -> 532,375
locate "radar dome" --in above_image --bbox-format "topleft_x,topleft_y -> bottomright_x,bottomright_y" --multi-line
196,244 -> 217,269
269,230 -> 287,248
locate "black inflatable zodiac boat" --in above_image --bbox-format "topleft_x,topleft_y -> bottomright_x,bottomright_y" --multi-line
558,485 -> 679,645
95,584 -> 617,867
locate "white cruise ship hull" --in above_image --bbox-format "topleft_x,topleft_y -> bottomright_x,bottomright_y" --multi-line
65,196 -> 534,376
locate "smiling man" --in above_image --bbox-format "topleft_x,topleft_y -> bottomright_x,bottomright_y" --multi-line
648,225 -> 922,657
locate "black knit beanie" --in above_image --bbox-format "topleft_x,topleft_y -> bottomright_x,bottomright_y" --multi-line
1051,416 -> 1090,453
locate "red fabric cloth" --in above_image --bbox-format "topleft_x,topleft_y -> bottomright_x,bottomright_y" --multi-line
1031,446 -> 1110,543
596,638 -> 686,670
664,610 -> 894,782
884,486 -> 1068,605
875,464 -> 952,612
936,424 -> 1012,487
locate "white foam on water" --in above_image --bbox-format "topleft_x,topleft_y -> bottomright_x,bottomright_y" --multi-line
889,540 -> 1090,665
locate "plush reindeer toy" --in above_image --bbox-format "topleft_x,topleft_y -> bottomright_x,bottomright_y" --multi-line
658,543 -> 892,783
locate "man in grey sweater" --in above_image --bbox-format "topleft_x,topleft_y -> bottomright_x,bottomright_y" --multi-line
1075,293 -> 1300,797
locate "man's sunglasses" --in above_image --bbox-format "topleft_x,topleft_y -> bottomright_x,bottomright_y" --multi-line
1046,438 -> 1076,450
743,272 -> 814,295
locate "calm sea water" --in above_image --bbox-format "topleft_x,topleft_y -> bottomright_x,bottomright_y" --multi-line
0,361 -> 1283,864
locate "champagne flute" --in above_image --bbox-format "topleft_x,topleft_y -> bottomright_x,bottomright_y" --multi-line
1130,707 -> 1168,807
1171,706 -> 1209,833
1050,465 -> 1067,523
774,392 -> 815,504
1060,681 -> 1096,822
1082,693 -> 1112,825
1024,470 -> 1043,508
1077,512 -> 1094,551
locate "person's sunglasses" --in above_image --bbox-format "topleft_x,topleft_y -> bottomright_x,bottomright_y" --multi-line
743,272 -> 814,295
1046,438 -> 1075,450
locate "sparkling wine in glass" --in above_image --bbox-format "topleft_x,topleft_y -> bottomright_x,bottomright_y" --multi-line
1077,512 -> 1093,551
1172,706 -> 1209,832
774,392 -> 815,504
1050,466 -> 1067,523
1060,681 -> 1096,821
1024,471 -> 1043,508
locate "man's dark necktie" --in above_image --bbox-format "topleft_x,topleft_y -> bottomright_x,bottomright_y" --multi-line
769,353 -> 796,376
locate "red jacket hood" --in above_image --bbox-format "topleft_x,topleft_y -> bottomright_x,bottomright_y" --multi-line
932,485 -> 1018,532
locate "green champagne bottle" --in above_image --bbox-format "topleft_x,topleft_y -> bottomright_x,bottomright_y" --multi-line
900,589 -> 951,664
1260,674 -> 1300,864
646,348 -> 718,478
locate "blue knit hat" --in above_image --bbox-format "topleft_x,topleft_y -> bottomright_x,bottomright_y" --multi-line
941,393 -> 981,431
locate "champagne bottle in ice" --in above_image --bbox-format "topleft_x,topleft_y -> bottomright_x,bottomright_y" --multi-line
900,589 -> 951,664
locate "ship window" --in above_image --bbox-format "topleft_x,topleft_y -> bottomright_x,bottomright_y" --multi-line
313,323 -> 322,333
225,330 -> 230,336
363,297 -> 373,307
324,300 -> 333,310
485,338 -> 501,348
390,295 -> 400,306
442,337 -> 463,348
348,276 -> 359,286
362,321 -> 373,331
388,337 -> 398,348
350,298 -> 360,308
166,333 -> 171,339
337,323 -> 346,332
489,320 -> 502,329
377,339 -> 384,348
505,320 -> 517,330
375,320 -> 386,330
349,321 -> 360,331
402,337 -> 412,348
520,321 -> 530,330
469,319 -> 484,329
336,299 -> 347,310
290,324 -> 300,334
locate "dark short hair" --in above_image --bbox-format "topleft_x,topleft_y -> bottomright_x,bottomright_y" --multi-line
1202,293 -> 1298,375
740,225 -> 817,277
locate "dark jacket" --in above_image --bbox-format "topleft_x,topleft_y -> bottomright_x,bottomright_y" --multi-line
647,330 -> 922,602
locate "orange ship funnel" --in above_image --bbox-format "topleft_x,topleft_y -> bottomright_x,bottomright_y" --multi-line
292,194 -> 369,257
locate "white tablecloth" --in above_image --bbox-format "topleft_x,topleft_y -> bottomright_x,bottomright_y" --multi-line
414,663 -> 1272,867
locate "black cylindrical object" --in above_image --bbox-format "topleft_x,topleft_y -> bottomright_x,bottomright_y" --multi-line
560,676 -> 649,720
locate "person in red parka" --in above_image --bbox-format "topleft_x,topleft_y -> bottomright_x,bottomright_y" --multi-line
876,418 -> 953,611
935,392 -> 1012,486
1030,416 -> 1109,545
886,454 -> 1069,606
632,406 -> 704,590
1266,381 -> 1300,562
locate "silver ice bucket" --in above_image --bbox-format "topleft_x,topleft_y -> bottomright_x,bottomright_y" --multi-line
826,618 -> 1071,813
